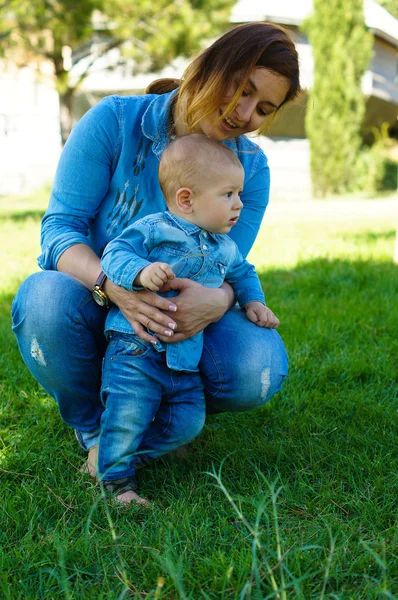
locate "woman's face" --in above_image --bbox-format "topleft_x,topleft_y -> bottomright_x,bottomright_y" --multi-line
197,67 -> 291,141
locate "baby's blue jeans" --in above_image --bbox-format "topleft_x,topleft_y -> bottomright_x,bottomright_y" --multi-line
99,331 -> 205,482
12,271 -> 289,453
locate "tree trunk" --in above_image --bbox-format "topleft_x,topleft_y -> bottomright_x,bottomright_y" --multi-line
58,89 -> 74,146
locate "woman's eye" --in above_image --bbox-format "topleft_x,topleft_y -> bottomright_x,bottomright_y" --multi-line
257,108 -> 268,117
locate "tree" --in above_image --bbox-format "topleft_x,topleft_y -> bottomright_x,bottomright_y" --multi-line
377,0 -> 398,19
1,0 -> 235,144
303,0 -> 373,196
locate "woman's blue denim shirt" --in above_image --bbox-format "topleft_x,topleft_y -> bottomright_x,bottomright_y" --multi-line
38,91 -> 270,269
101,210 -> 265,372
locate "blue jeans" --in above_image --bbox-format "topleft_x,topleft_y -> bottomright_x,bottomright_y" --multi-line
99,332 -> 205,481
11,271 -> 288,451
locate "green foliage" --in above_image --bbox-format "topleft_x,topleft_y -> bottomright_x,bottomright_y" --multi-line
2,0 -> 235,79
303,0 -> 373,196
1,190 -> 398,597
1,0 -> 102,67
1,0 -> 235,142
377,0 -> 398,19
103,0 -> 235,73
355,125 -> 398,193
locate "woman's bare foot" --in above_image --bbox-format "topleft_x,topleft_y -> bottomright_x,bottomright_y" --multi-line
116,489 -> 150,506
80,445 -> 98,478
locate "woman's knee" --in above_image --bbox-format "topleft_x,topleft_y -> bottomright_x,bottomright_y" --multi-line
13,271 -> 90,329
12,271 -> 106,374
202,319 -> 289,412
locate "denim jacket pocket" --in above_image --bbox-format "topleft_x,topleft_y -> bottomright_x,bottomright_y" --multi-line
197,261 -> 228,286
112,334 -> 153,358
216,262 -> 228,278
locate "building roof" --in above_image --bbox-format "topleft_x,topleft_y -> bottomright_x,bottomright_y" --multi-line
230,0 -> 398,47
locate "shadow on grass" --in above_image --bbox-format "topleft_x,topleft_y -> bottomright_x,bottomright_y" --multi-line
2,255 -> 397,445
1,256 -> 397,598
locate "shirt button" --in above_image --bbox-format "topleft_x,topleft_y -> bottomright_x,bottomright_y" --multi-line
202,231 -> 208,237
202,244 -> 208,250
221,268 -> 225,274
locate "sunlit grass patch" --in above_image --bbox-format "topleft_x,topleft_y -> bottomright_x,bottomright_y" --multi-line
1,189 -> 397,598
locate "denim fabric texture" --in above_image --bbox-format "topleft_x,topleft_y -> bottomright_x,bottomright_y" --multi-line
99,332 -> 205,481
101,210 -> 265,372
38,91 -> 270,270
11,91 -> 288,452
12,273 -> 288,451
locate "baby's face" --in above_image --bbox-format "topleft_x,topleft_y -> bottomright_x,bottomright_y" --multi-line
190,163 -> 244,234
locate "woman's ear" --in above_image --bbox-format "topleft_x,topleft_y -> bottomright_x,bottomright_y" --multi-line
175,187 -> 194,213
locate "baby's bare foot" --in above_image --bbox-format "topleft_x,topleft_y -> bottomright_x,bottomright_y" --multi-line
80,445 -> 98,478
116,490 -> 150,506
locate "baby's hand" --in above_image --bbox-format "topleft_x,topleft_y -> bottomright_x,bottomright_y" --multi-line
135,262 -> 175,291
245,302 -> 280,329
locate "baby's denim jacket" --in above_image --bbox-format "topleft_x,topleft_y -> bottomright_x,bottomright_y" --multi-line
101,211 -> 265,372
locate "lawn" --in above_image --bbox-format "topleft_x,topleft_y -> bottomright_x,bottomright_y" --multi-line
0,188 -> 397,599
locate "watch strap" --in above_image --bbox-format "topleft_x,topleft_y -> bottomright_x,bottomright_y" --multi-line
94,271 -> 107,290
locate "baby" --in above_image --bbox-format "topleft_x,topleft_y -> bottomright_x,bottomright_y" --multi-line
99,134 -> 279,504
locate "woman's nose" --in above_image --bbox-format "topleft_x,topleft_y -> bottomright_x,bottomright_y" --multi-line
236,98 -> 255,123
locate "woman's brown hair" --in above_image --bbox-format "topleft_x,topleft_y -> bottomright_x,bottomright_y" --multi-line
146,23 -> 300,134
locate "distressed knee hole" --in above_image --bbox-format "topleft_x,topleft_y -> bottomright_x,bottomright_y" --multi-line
30,337 -> 46,367
260,367 -> 271,401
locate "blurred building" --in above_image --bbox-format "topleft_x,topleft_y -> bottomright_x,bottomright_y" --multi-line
1,0 -> 397,198
0,61 -> 61,195
229,0 -> 398,199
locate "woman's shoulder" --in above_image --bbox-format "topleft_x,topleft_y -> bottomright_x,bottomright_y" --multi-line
225,135 -> 269,174
95,93 -> 156,118
75,94 -> 154,134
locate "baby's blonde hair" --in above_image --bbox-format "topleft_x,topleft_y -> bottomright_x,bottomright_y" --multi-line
159,134 -> 243,204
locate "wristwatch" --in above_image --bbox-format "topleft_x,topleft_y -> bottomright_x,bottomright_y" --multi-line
92,271 -> 109,307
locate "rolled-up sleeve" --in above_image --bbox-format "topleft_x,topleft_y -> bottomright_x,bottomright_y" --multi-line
101,222 -> 152,291
225,244 -> 266,308
229,146 -> 270,259
38,96 -> 122,270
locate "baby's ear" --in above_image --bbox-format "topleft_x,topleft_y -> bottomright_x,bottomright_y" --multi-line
175,187 -> 194,213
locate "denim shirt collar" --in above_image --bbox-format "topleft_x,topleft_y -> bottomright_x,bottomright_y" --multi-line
141,90 -> 178,158
165,210 -> 220,242
164,210 -> 201,236
141,89 -> 240,158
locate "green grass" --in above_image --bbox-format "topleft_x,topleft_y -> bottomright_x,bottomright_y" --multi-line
1,189 -> 397,599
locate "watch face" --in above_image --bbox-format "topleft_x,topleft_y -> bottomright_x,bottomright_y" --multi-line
92,288 -> 107,307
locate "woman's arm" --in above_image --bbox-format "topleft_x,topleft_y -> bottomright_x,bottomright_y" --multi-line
57,244 -> 103,290
228,143 -> 270,258
57,244 -> 179,340
46,98 -> 179,338
39,97 -> 122,271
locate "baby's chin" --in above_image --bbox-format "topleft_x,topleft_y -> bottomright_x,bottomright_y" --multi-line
209,226 -> 232,234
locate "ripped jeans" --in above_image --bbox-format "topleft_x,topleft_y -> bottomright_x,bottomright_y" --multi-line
11,271 -> 288,453
99,332 -> 205,482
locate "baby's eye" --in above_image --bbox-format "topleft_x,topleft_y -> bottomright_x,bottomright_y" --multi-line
225,191 -> 233,198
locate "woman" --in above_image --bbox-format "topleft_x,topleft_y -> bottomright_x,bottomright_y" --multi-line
12,22 -> 300,475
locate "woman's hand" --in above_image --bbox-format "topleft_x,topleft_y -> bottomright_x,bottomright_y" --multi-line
104,279 -> 178,344
155,278 -> 234,343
